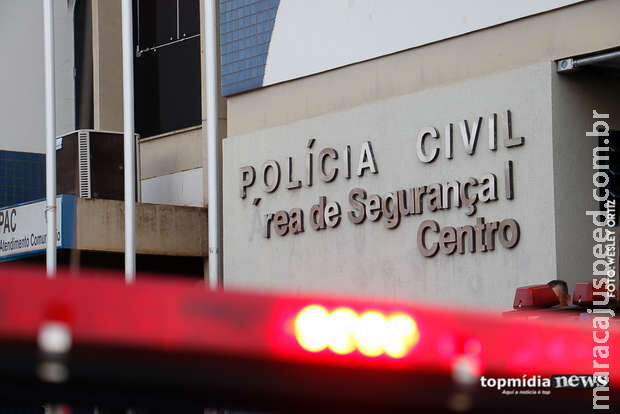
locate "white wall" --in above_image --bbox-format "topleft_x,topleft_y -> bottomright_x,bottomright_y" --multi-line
224,63 -> 557,309
141,168 -> 204,207
264,0 -> 583,86
0,0 -> 75,153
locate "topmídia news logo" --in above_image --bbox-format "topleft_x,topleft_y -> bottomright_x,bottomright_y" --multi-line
480,374 -> 611,409
480,374 -> 609,394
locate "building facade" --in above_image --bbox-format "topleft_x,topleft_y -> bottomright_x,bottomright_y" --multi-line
221,0 -> 620,307
0,0 -> 214,275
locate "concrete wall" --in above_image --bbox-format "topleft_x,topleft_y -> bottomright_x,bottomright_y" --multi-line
139,126 -> 207,207
76,198 -> 208,257
551,70 -> 620,295
227,0 -> 620,137
0,0 -> 75,153
140,127 -> 204,180
223,63 -> 556,309
92,0 -> 123,132
141,168 -> 204,207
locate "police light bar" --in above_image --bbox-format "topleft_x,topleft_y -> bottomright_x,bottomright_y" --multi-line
0,266 -> 615,373
294,304 -> 420,358
573,280 -> 617,306
0,266 -> 618,411
513,284 -> 559,309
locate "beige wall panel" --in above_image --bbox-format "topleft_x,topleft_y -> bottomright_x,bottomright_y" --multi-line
140,127 -> 204,180
92,0 -> 123,132
76,199 -> 208,257
223,63 -> 556,309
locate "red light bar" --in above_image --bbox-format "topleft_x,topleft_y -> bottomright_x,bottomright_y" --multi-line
513,284 -> 559,309
0,265 -> 618,380
573,280 -> 617,306
293,305 -> 420,358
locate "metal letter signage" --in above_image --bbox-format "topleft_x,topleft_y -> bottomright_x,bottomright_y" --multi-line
238,109 -> 525,257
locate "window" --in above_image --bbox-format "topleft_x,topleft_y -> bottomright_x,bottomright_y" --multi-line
133,0 -> 201,138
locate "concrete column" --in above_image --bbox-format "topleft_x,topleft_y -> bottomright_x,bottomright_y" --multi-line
92,0 -> 124,132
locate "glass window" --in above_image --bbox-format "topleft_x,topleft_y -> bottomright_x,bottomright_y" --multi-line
133,0 -> 202,138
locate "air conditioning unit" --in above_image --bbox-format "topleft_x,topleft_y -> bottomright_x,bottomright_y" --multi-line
56,130 -> 140,200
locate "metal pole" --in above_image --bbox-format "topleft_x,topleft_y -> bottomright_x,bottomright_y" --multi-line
121,0 -> 136,282
203,0 -> 222,288
557,50 -> 620,73
43,0 -> 56,278
572,50 -> 620,67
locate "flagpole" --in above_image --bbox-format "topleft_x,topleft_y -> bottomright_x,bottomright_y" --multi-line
203,0 -> 222,289
121,0 -> 136,282
43,0 -> 56,278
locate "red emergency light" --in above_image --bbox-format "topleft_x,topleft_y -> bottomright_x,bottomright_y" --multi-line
513,284 -> 559,309
0,264 -> 618,412
573,280 -> 617,306
292,304 -> 420,358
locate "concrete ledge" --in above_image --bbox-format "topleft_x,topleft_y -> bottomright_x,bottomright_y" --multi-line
75,198 -> 208,257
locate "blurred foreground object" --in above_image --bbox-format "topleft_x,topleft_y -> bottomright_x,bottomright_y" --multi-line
0,265 -> 617,412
